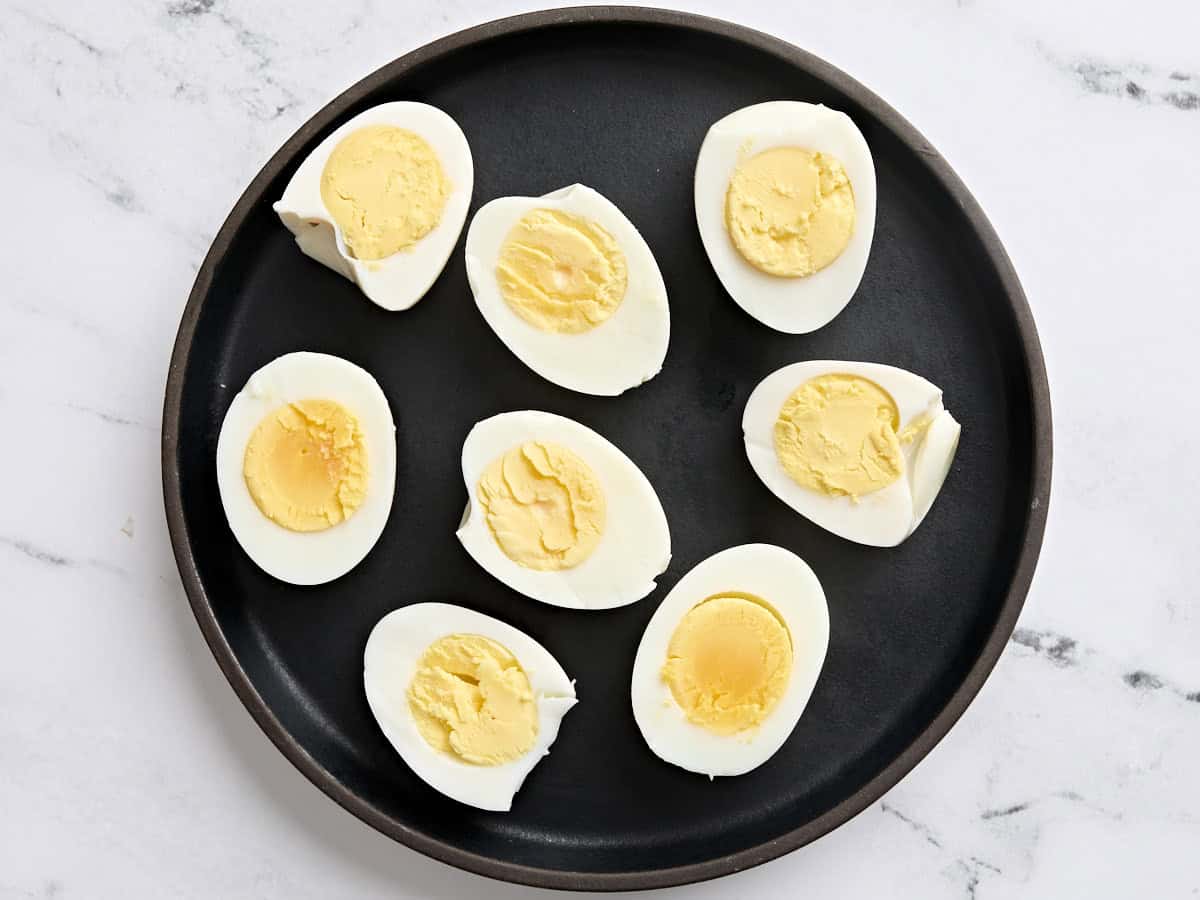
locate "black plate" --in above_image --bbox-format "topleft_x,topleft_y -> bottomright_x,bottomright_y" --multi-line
163,7 -> 1051,891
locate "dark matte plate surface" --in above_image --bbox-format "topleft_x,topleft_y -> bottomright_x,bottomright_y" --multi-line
163,7 -> 1051,891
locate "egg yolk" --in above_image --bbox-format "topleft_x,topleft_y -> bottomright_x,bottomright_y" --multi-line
774,374 -> 909,499
319,125 -> 450,261
243,399 -> 367,532
477,441 -> 605,571
662,593 -> 793,736
725,146 -> 855,277
408,634 -> 538,766
495,209 -> 628,333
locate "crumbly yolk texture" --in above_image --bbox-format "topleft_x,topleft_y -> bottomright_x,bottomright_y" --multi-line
774,374 -> 905,500
243,399 -> 367,532
662,593 -> 793,736
477,441 -> 605,571
407,634 -> 538,766
319,125 -> 450,261
725,146 -> 855,277
496,209 -> 628,333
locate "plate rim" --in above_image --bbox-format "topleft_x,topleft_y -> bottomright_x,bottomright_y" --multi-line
161,6 -> 1053,891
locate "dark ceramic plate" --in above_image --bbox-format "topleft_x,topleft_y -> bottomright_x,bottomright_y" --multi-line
163,7 -> 1051,891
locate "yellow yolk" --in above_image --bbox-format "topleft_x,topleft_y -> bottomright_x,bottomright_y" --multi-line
477,441 -> 605,571
319,125 -> 450,261
243,399 -> 368,532
725,146 -> 855,277
495,209 -> 628,333
407,634 -> 538,766
662,593 -> 793,736
774,374 -> 904,499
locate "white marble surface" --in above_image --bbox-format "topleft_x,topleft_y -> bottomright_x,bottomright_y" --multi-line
2,0 -> 1199,896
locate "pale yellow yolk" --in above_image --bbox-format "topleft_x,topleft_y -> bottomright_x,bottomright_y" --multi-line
774,374 -> 904,500
407,634 -> 538,766
319,125 -> 450,261
662,594 -> 793,736
725,146 -> 855,277
495,209 -> 628,333
477,441 -> 605,571
243,399 -> 368,532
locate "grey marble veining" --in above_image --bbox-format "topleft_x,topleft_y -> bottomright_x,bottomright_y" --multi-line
2,0 -> 1199,897
1059,56 -> 1200,111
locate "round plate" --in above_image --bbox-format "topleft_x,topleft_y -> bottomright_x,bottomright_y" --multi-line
163,7 -> 1051,891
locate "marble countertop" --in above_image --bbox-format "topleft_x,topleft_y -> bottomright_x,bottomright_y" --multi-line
3,0 -> 1198,896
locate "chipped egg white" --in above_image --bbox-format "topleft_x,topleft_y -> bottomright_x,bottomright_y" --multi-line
631,544 -> 829,777
364,603 -> 576,811
457,411 -> 671,610
743,361 -> 961,547
465,184 -> 670,396
695,102 -> 876,333
273,102 -> 473,311
215,352 -> 396,585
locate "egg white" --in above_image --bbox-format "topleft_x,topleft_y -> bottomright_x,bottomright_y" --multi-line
214,352 -> 397,585
742,360 -> 961,547
464,184 -> 670,396
273,101 -> 474,311
456,411 -> 671,610
364,603 -> 577,812
694,101 -> 876,334
631,544 -> 830,777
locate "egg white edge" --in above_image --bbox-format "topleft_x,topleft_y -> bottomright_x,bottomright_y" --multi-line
272,101 -> 474,311
742,360 -> 961,547
214,351 -> 397,585
363,602 -> 577,812
455,410 -> 672,610
463,184 -> 671,396
630,544 -> 830,777
694,101 -> 876,334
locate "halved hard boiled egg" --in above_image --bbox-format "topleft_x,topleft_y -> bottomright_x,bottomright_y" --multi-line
456,411 -> 671,610
695,102 -> 876,333
464,184 -> 670,396
273,102 -> 473,311
215,352 -> 396,585
631,544 -> 829,777
364,603 -> 576,811
743,361 -> 961,547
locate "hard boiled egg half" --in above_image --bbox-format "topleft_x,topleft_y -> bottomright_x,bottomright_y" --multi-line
465,184 -> 670,396
743,361 -> 961,547
273,102 -> 473,311
364,603 -> 576,811
215,352 -> 396,585
456,411 -> 671,610
631,544 -> 829,777
695,102 -> 876,333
